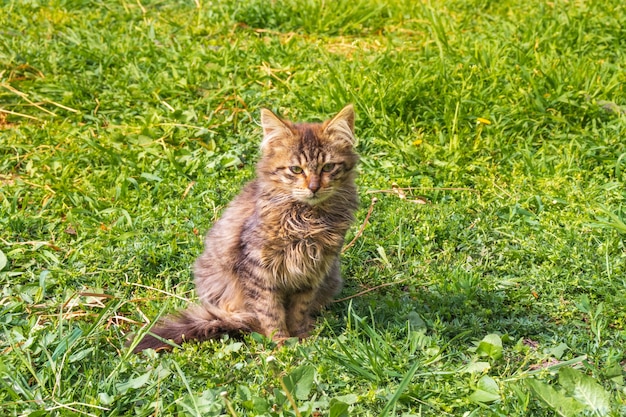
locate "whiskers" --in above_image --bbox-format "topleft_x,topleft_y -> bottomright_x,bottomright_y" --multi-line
292,186 -> 335,205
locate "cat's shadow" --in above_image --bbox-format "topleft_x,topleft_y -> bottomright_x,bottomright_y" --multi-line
322,284 -> 547,345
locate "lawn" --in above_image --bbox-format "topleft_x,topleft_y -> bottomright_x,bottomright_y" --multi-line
1,0 -> 625,415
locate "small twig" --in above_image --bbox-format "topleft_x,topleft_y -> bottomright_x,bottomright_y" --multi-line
333,278 -> 409,303
366,186 -> 478,194
0,239 -> 61,251
106,315 -> 138,329
1,83 -> 57,116
0,83 -> 79,116
37,311 -> 94,320
181,181 -> 196,199
279,376 -> 303,417
93,98 -> 100,115
78,292 -> 115,299
10,176 -> 57,193
0,108 -> 43,121
160,100 -> 175,112
46,100 -> 78,113
342,197 -> 377,253
47,400 -> 108,417
129,282 -> 191,303
135,0 -> 146,14
492,181 -> 513,200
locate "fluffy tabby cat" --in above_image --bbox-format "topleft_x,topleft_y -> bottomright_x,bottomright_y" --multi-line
131,105 -> 359,352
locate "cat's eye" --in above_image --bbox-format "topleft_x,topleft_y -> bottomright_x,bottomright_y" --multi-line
321,163 -> 336,172
289,166 -> 304,174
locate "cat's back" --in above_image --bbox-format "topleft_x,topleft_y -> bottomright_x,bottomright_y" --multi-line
205,180 -> 259,246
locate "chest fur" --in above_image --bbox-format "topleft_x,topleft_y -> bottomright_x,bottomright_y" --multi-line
243,204 -> 350,290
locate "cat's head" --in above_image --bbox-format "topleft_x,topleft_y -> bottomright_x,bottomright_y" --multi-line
257,105 -> 358,206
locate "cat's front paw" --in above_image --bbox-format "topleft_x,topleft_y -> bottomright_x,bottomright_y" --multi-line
295,331 -> 310,340
269,329 -> 290,341
288,326 -> 311,340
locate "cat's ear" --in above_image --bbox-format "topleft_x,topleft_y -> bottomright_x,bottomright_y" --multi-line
324,104 -> 355,145
260,108 -> 291,150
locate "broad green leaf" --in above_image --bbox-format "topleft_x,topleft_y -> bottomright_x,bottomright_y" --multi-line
69,347 -> 94,362
38,270 -> 50,299
140,172 -> 162,182
51,327 -> 83,360
604,363 -> 624,387
282,365 -> 315,401
116,372 -> 151,394
244,396 -> 270,414
0,249 -> 7,271
526,379 -> 585,417
376,245 -> 392,269
240,383 -> 270,412
333,394 -> 358,405
407,311 -> 427,331
237,385 -> 252,401
476,334 -> 503,361
549,342 -> 569,360
575,295 -> 592,314
330,399 -> 350,417
559,367 -> 610,416
469,375 -> 500,404
179,389 -> 221,415
223,341 -> 243,353
98,392 -> 114,405
463,361 -> 491,374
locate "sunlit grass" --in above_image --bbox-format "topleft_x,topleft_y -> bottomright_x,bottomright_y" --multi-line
1,0 -> 625,415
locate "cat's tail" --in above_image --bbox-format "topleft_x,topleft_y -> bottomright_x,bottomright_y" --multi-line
129,304 -> 258,353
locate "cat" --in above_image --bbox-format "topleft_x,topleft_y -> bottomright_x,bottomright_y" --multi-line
131,105 -> 359,352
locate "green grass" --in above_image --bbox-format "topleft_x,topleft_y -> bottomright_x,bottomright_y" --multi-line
1,0 -> 625,415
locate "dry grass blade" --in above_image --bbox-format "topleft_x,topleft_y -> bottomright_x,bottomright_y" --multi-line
0,108 -> 43,121
342,197 -> 377,253
1,83 -> 79,116
334,278 -> 408,303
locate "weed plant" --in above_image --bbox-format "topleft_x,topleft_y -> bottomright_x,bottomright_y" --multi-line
1,0 -> 625,415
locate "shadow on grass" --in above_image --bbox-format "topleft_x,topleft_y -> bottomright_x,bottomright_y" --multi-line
325,282 -> 553,346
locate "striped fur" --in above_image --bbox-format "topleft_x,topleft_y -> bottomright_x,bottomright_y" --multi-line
131,105 -> 359,352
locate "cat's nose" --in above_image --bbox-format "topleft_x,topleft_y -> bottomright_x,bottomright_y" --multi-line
307,176 -> 320,193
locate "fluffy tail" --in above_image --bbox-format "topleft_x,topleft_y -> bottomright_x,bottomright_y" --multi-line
130,304 -> 258,353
